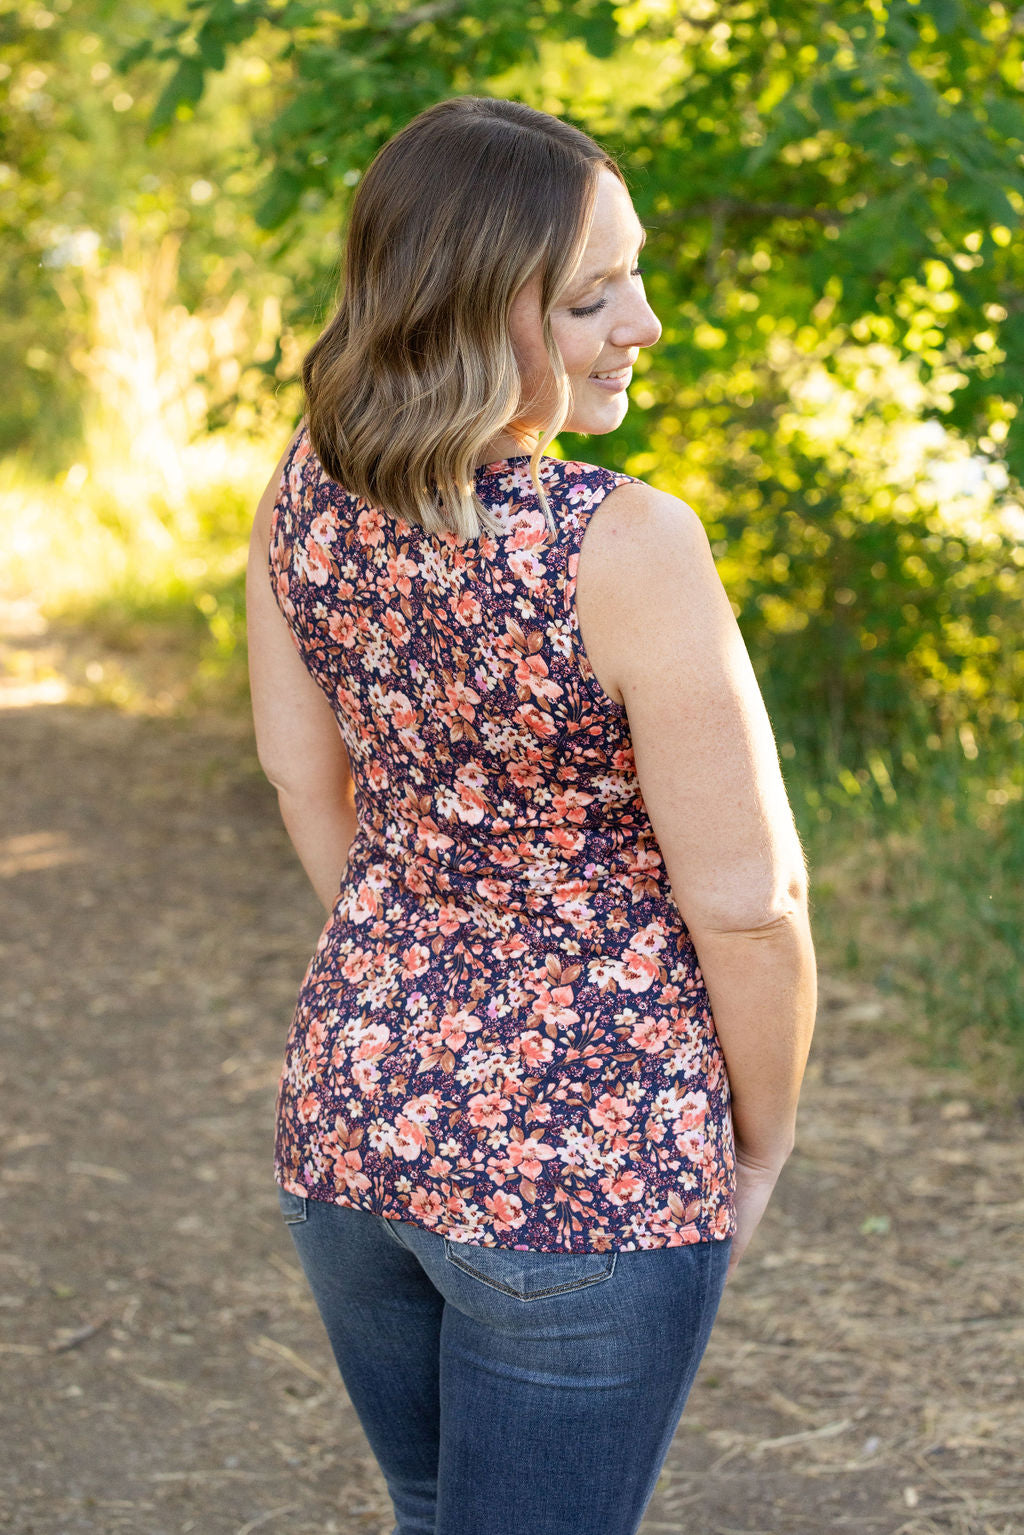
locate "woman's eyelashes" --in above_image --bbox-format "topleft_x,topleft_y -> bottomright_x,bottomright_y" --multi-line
568,267 -> 645,320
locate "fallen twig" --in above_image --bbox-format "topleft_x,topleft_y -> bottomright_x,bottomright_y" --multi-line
50,1317 -> 109,1353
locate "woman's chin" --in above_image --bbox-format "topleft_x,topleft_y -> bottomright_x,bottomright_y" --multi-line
565,402 -> 630,438
564,408 -> 629,439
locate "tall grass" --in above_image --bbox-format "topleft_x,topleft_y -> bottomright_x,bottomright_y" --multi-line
2,235 -> 297,712
790,743 -> 1024,1092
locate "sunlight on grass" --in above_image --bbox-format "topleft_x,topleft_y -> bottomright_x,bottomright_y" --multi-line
0,434 -> 267,713
1,235 -> 294,713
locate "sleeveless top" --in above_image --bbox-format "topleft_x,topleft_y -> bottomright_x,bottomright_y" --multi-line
268,425 -> 736,1252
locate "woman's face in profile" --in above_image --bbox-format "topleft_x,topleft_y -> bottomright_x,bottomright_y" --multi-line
508,167 -> 662,446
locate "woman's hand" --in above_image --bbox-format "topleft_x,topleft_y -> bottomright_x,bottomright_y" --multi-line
726,1148 -> 787,1279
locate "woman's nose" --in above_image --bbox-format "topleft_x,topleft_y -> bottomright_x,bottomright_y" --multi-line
613,292 -> 661,349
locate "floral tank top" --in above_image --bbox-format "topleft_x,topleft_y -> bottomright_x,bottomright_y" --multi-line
268,425 -> 736,1252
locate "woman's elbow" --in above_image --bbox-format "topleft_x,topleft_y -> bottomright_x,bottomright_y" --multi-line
687,867 -> 809,938
256,747 -> 348,806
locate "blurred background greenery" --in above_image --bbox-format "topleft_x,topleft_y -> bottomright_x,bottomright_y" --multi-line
2,0 -> 1022,1082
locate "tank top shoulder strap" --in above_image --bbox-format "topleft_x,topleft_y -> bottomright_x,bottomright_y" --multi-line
547,458 -> 639,608
543,459 -> 639,719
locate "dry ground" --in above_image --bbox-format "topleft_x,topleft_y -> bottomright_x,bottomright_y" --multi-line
1,613 -> 1021,1535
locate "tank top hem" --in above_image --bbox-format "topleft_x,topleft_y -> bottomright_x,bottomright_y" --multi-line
274,1168 -> 736,1254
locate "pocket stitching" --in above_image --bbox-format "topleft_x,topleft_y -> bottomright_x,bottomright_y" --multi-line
442,1241 -> 616,1300
277,1188 -> 308,1225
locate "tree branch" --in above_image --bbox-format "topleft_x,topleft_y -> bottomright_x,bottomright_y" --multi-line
383,0 -> 465,32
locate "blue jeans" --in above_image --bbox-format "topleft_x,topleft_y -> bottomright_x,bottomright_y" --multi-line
278,1187 -> 730,1535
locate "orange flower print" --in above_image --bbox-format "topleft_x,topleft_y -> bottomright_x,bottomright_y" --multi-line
452,593 -> 482,626
599,1171 -> 645,1205
385,552 -> 418,596
309,512 -> 336,547
402,1091 -> 440,1125
351,882 -> 380,925
518,701 -> 560,739
341,947 -> 373,983
356,505 -> 385,545
515,653 -> 562,703
628,922 -> 668,957
508,759 -> 544,790
351,1059 -> 381,1094
516,1030 -> 556,1069
410,1188 -> 446,1222
389,691 -> 418,731
442,677 -> 481,723
508,548 -> 545,587
613,952 -> 660,994
302,539 -> 332,586
485,1190 -> 527,1231
673,1090 -> 708,1131
332,1147 -> 372,1195
503,1137 -> 557,1180
467,1091 -> 511,1129
439,1008 -> 483,1052
414,817 -> 455,855
328,611 -> 359,647
589,1093 -> 634,1135
268,430 -> 735,1253
353,1021 -> 391,1060
381,609 -> 410,644
297,1092 -> 321,1124
401,943 -> 431,978
532,985 -> 580,1029
546,824 -> 585,854
629,1016 -> 671,1053
550,788 -> 594,824
392,1115 -> 428,1160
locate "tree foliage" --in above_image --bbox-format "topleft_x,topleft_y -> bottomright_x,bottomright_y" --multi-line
125,0 -> 1023,771
3,0 -> 1020,775
134,0 -> 1024,479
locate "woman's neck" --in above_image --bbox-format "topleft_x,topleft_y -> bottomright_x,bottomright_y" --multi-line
477,428 -> 540,464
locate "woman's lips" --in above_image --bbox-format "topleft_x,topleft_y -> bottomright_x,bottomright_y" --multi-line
588,367 -> 632,393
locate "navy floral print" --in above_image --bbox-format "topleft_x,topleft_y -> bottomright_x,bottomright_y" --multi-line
268,426 -> 735,1252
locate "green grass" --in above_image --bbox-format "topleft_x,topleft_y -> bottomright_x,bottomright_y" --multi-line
1,437 -> 260,714
790,748 -> 1024,1093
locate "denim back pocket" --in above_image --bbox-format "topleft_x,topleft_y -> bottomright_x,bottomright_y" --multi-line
277,1186 -> 308,1225
443,1240 -> 615,1300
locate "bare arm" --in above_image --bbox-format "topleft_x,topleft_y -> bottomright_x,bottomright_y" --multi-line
246,434 -> 358,911
575,481 -> 817,1270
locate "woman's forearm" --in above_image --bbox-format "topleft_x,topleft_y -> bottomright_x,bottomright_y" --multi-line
276,784 -> 359,912
689,909 -> 817,1169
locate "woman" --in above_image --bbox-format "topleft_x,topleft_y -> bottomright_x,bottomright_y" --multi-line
247,96 -> 816,1535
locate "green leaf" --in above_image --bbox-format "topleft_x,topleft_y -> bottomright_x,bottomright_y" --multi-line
150,56 -> 207,134
256,170 -> 305,230
984,96 -> 1024,146
197,28 -> 227,72
576,3 -> 619,60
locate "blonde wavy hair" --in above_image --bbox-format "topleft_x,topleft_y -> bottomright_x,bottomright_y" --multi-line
301,96 -> 625,540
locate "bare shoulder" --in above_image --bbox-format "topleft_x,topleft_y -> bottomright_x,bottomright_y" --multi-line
576,479 -> 733,703
579,478 -> 719,615
581,478 -> 714,592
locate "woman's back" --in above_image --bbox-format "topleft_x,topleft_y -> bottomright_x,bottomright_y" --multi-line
268,426 -> 734,1253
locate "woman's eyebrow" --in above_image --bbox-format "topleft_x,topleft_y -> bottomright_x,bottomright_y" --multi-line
568,228 -> 648,294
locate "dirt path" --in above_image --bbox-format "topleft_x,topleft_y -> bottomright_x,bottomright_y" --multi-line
1,679 -> 1021,1534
